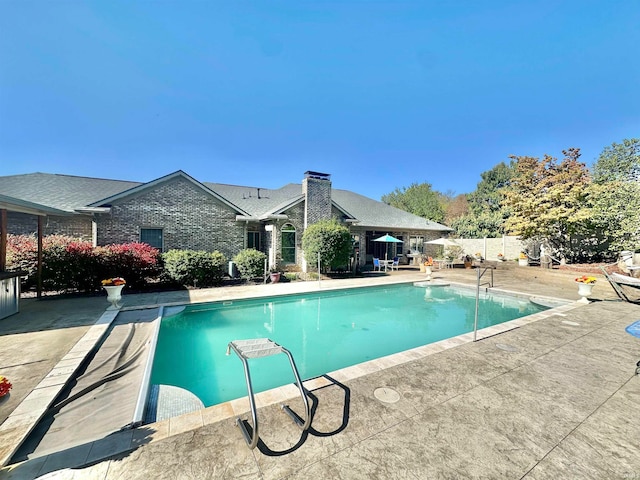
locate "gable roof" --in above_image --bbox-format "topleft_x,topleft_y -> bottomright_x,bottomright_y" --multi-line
89,170 -> 250,216
0,171 -> 451,231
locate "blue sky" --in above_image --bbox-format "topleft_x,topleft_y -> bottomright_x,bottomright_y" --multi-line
1,1 -> 638,201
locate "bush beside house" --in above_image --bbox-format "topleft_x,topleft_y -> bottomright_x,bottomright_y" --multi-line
233,249 -> 267,280
7,235 -> 163,292
162,249 -> 227,287
301,219 -> 352,272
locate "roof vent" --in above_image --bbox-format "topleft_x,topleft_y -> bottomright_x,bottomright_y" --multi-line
304,171 -> 331,181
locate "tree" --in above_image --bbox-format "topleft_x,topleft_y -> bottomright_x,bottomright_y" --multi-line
449,211 -> 505,238
381,182 -> 445,223
301,219 -> 352,272
448,162 -> 514,238
502,148 -> 592,261
467,162 -> 514,215
443,194 -> 469,225
592,138 -> 640,183
590,138 -> 640,253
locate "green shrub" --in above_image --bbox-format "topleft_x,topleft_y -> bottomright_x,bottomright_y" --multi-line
301,219 -> 352,272
284,272 -> 298,282
162,249 -> 227,287
233,249 -> 267,279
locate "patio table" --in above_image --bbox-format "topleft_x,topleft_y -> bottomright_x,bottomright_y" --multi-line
380,260 -> 394,271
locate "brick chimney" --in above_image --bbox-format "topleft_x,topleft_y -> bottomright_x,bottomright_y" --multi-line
302,171 -> 332,228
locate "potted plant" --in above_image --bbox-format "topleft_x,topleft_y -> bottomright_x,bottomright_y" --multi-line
269,266 -> 281,284
575,275 -> 596,303
474,252 -> 483,261
423,257 -> 434,280
101,277 -> 126,309
462,254 -> 473,269
518,252 -> 529,267
497,253 -> 505,261
419,254 -> 429,272
445,246 -> 463,264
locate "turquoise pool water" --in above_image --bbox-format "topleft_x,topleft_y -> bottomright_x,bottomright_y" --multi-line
151,283 -> 545,407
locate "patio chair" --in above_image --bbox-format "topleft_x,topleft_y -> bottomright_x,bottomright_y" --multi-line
391,257 -> 400,271
600,266 -> 640,304
373,258 -> 382,272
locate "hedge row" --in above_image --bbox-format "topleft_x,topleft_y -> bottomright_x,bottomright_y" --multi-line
6,235 -> 163,291
6,236 -> 278,292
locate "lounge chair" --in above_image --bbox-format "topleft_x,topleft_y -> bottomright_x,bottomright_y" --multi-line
600,266 -> 640,304
373,258 -> 381,272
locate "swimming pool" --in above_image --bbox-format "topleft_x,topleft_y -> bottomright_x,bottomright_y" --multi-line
150,283 -> 546,407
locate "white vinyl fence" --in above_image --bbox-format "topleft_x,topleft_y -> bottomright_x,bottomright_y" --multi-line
455,235 -> 525,261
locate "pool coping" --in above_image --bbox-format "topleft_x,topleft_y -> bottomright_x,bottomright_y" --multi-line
1,278 -> 581,472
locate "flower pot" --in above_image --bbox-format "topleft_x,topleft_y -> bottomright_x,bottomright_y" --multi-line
497,256 -> 504,262
464,261 -> 472,269
419,264 -> 426,273
425,266 -> 432,281
270,272 -> 281,284
576,282 -> 594,303
103,285 -> 124,310
518,258 -> 528,267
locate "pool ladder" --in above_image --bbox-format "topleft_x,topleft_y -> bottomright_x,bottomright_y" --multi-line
226,338 -> 311,449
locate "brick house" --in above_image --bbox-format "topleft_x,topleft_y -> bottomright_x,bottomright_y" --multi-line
0,170 -> 451,270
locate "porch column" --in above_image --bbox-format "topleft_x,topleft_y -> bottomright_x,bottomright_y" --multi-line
0,209 -> 6,271
37,216 -> 43,298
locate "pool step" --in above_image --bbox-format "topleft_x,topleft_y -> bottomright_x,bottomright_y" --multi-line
145,384 -> 204,423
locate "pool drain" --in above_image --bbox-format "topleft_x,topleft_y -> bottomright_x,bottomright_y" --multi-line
495,343 -> 519,352
374,387 -> 400,404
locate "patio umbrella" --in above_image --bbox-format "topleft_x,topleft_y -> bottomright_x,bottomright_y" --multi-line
373,234 -> 403,261
425,237 -> 460,259
425,237 -> 460,247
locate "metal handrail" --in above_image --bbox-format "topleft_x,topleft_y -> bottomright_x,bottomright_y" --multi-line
473,264 -> 495,341
226,338 -> 311,449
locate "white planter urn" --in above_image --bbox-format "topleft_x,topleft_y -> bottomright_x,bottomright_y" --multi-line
576,282 -> 594,303
518,258 -> 528,267
104,285 -> 124,310
425,266 -> 432,281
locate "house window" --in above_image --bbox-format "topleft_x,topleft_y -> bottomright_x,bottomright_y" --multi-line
409,235 -> 424,253
395,235 -> 404,256
247,231 -> 261,250
140,228 -> 163,251
281,224 -> 296,263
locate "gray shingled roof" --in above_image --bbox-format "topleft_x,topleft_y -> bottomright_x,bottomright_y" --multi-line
0,173 -> 140,213
331,189 -> 451,231
204,182 -> 303,218
206,181 -> 450,231
0,172 -> 451,231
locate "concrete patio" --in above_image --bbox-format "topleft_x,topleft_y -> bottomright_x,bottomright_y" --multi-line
1,264 -> 639,479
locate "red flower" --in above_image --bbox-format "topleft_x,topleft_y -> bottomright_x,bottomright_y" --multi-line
0,376 -> 12,397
